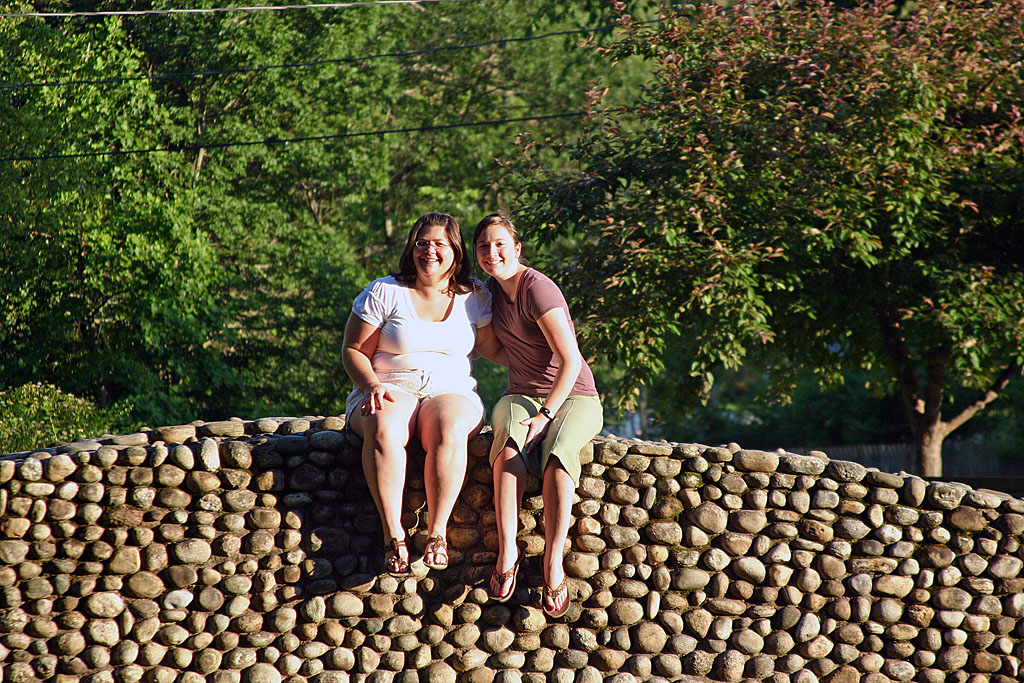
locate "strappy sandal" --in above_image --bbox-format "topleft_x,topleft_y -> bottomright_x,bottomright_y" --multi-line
543,578 -> 569,618
384,538 -> 410,577
488,556 -> 520,603
423,535 -> 449,571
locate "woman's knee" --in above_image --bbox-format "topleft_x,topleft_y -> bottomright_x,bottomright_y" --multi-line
422,413 -> 477,449
495,454 -> 526,480
363,416 -> 410,453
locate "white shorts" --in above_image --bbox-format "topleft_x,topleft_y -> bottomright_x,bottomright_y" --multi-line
346,369 -> 484,424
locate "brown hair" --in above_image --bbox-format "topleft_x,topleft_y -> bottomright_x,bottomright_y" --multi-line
473,212 -> 530,266
394,213 -> 474,294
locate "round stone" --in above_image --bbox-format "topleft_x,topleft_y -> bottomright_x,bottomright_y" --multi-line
875,575 -> 914,598
127,572 -> 166,599
645,521 -> 682,545
242,663 -> 282,683
173,539 -> 212,565
834,518 -> 870,540
733,450 -> 779,472
608,600 -> 644,626
988,555 -> 1023,579
714,649 -> 747,682
109,547 -> 142,574
675,569 -> 711,591
933,588 -> 972,610
86,619 -> 121,646
85,592 -> 125,618
794,613 -> 821,642
690,503 -> 728,534
731,629 -> 764,655
163,589 -> 194,610
629,621 -> 667,655
825,461 -> 866,482
732,558 -> 766,584
0,540 -> 30,564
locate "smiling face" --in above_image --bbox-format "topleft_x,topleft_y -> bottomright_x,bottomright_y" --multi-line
475,223 -> 522,280
414,223 -> 455,282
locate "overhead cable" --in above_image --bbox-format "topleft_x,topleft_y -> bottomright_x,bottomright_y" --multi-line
0,0 -> 483,19
1,24 -> 623,92
0,110 -> 611,163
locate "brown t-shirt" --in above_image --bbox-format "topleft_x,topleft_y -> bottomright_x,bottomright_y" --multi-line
485,268 -> 598,397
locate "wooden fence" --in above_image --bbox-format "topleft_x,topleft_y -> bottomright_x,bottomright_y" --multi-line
788,438 -> 1022,479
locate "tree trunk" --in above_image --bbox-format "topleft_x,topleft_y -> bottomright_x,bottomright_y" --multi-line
915,421 -> 945,477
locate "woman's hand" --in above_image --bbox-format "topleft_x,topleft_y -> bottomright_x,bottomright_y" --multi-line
520,412 -> 552,453
361,383 -> 394,415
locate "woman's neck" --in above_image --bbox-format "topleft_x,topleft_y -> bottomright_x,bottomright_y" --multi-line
413,274 -> 451,298
496,264 -> 527,302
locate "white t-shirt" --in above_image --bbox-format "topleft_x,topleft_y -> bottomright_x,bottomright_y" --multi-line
352,276 -> 492,393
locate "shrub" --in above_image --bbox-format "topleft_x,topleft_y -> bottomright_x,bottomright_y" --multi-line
0,383 -> 132,453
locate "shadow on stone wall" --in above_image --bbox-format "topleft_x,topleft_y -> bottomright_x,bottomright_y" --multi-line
1,416 -> 1023,683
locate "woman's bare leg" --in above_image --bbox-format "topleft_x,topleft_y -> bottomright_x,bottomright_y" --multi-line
350,391 -> 419,563
541,458 -> 575,608
490,441 -> 527,595
416,393 -> 483,563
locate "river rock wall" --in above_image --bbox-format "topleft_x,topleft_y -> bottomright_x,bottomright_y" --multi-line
1,416 -> 1023,683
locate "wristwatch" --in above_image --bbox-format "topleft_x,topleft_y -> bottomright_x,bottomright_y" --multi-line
539,407 -> 555,421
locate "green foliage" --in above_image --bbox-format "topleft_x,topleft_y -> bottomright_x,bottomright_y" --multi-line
0,383 -> 132,453
511,0 -> 1024,470
1,13 -> 229,427
2,1 -> 649,426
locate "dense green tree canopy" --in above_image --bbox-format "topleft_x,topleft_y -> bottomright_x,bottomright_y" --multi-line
511,0 -> 1024,475
2,0 -> 651,439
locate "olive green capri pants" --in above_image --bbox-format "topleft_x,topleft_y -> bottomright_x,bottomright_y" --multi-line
488,394 -> 604,486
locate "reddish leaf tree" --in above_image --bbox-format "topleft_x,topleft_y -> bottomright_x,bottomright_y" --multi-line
512,0 -> 1024,475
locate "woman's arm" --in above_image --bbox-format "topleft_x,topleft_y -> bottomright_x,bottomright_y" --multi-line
473,324 -> 509,366
520,307 -> 584,449
342,313 -> 393,414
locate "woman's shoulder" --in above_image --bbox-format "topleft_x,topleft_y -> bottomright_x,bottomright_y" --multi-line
364,275 -> 403,294
521,267 -> 564,298
522,267 -> 558,288
357,275 -> 405,307
373,274 -> 401,287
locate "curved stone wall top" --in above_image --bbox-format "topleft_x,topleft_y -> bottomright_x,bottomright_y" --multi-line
1,416 -> 1023,683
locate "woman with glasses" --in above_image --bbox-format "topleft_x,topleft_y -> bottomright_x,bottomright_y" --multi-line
474,212 -> 603,618
343,213 -> 503,576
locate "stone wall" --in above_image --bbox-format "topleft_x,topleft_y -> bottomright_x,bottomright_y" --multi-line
1,416 -> 1023,683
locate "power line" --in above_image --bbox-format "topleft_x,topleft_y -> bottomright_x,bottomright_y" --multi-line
0,110 -> 609,163
0,0 -> 483,19
1,24 -> 622,92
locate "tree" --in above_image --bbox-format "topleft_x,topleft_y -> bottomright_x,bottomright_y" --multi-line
1,14 -> 231,426
511,0 -> 1024,475
116,0 -> 645,417
3,1 -> 652,432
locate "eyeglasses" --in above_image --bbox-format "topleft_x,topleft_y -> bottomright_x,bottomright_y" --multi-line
414,239 -> 452,250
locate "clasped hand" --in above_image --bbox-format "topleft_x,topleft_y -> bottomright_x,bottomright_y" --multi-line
520,412 -> 551,453
361,383 -> 395,415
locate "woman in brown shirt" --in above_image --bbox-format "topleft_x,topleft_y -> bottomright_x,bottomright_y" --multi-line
473,213 -> 603,617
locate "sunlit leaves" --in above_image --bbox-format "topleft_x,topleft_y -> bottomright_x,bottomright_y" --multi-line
511,0 -> 1024,442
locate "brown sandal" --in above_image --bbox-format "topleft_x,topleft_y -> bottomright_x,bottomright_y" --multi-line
488,557 -> 520,603
543,578 -> 569,618
384,538 -> 410,577
423,535 -> 449,570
